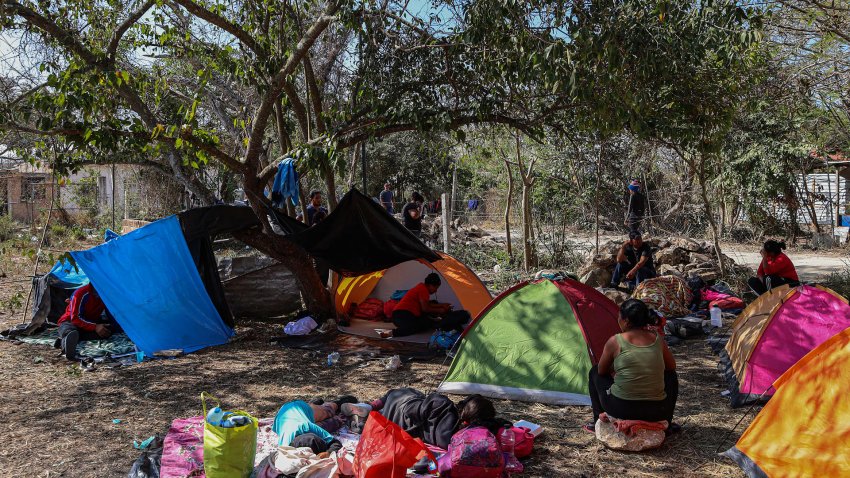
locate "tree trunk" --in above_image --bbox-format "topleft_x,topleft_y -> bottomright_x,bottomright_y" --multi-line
322,164 -> 338,211
594,142 -> 603,255
503,159 -> 514,259
695,154 -> 726,276
800,172 -> 822,233
347,145 -> 360,190
238,180 -> 334,318
516,134 -> 535,271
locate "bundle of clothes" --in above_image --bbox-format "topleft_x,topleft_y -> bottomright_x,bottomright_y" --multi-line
663,276 -> 745,341
145,388 -> 536,478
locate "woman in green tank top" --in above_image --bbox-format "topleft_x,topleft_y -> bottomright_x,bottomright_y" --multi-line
583,299 -> 679,433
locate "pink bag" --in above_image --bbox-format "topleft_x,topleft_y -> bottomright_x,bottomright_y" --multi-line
437,426 -> 505,478
508,427 -> 535,459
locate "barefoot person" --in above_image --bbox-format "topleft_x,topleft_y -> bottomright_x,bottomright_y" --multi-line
748,239 -> 799,295
584,299 -> 679,433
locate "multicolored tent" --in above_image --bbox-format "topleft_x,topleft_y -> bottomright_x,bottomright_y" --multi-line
333,252 -> 492,318
724,326 -> 850,477
721,284 -> 850,406
437,278 -> 621,405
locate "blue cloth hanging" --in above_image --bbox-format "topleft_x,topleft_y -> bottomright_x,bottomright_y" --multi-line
271,158 -> 299,208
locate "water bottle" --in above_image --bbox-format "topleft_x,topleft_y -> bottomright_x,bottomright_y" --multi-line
206,407 -> 225,427
499,426 -> 515,454
327,352 -> 340,366
499,426 -> 519,475
710,306 -> 722,327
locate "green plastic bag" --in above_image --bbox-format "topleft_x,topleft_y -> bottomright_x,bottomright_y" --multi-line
202,392 -> 258,478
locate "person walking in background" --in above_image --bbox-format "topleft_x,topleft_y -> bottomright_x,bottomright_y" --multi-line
625,179 -> 647,234
748,240 -> 799,295
403,191 -> 425,237
380,183 -> 394,214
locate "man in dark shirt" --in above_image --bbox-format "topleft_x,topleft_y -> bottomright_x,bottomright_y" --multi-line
402,192 -> 424,236
625,180 -> 647,234
303,190 -> 328,225
611,231 -> 657,290
379,183 -> 394,214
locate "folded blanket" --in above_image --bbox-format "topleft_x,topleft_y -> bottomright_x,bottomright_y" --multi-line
599,413 -> 668,436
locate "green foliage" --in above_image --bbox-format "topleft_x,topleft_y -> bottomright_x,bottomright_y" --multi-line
0,215 -> 19,243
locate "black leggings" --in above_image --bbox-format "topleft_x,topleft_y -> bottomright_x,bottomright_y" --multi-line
290,433 -> 342,454
391,309 -> 470,337
747,275 -> 799,296
588,365 -> 678,424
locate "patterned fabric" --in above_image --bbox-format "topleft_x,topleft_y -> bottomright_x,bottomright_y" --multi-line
437,426 -> 505,478
632,276 -> 693,318
161,417 -> 279,478
16,328 -> 136,358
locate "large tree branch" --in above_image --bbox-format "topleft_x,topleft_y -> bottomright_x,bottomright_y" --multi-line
244,1 -> 340,171
106,0 -> 155,60
170,0 -> 264,54
281,81 -> 310,140
303,55 -> 326,135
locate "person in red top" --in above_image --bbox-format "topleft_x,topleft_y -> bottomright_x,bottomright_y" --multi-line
57,283 -> 118,360
379,273 -> 470,338
748,239 -> 800,296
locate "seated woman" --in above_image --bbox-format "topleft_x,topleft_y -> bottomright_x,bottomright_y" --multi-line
748,239 -> 799,295
584,299 -> 679,433
341,388 -> 459,449
272,399 -> 348,454
379,273 -> 470,338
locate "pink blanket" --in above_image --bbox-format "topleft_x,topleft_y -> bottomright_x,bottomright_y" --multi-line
161,417 -> 279,478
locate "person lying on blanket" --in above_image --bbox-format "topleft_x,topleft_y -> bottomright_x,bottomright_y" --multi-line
378,273 -> 470,338
57,283 -> 120,361
273,398 -> 358,455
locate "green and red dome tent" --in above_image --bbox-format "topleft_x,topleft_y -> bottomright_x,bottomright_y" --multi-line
438,278 -> 621,405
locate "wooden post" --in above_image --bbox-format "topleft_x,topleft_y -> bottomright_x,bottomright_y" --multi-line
442,192 -> 450,253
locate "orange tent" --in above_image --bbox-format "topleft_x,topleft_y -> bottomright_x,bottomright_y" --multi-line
333,252 -> 492,317
725,326 -> 850,477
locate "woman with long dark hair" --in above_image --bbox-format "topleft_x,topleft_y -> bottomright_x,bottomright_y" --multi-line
748,239 -> 799,295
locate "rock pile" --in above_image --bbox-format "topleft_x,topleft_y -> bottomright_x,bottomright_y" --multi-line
578,237 -> 750,288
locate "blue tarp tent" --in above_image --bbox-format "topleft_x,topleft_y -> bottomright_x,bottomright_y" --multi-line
71,216 -> 233,355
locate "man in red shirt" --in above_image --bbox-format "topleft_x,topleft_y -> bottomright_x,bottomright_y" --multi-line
748,240 -> 799,295
380,273 -> 470,338
57,283 -> 117,360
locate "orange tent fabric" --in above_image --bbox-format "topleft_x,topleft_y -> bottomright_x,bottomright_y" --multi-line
334,252 -> 491,317
729,326 -> 850,477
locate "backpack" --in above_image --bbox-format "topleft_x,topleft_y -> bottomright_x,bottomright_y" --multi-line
353,299 -> 385,321
437,426 -> 505,478
429,330 -> 461,350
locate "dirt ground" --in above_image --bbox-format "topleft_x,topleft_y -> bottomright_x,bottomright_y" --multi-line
0,309 -> 754,478
6,226 -> 840,478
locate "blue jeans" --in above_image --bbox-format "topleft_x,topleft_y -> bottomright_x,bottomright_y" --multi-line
611,262 -> 656,289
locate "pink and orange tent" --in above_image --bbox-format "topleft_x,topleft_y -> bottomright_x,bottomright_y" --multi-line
721,284 -> 850,406
725,326 -> 850,477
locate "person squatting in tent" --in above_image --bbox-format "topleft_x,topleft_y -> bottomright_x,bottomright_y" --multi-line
378,273 -> 471,338
611,231 -> 657,290
584,299 -> 679,434
57,283 -> 120,361
748,239 -> 799,296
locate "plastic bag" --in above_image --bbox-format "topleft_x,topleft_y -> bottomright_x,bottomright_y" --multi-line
202,392 -> 258,478
353,412 -> 434,478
